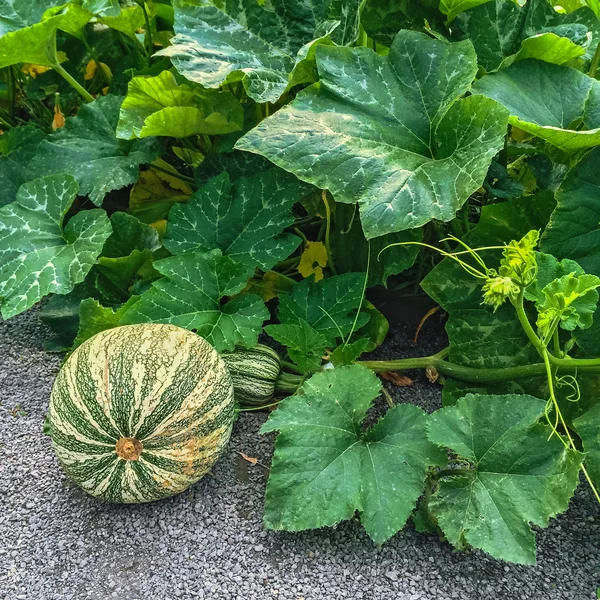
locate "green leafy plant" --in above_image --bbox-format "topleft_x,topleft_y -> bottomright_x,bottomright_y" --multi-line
1,0 -> 599,578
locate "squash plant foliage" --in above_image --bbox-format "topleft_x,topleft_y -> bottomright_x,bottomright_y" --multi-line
1,0 -> 600,566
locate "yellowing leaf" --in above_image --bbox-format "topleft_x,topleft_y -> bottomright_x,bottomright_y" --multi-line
84,60 -> 112,81
22,63 -> 51,78
246,270 -> 296,302
380,372 -> 414,386
238,451 -> 258,465
298,241 -> 327,281
150,219 -> 167,238
129,159 -> 192,223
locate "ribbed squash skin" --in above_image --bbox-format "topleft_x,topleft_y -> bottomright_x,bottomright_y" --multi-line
48,324 -> 235,503
221,344 -> 281,406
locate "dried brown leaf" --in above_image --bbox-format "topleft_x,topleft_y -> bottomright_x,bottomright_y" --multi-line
380,372 -> 414,386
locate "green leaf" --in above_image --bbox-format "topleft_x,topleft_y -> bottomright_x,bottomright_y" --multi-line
362,0 -> 443,46
541,147 -> 600,277
455,0 -> 599,71
265,320 -> 328,373
97,4 -> 144,41
0,125 -> 44,208
573,403 -> 600,487
156,0 -> 349,103
82,0 -> 121,17
329,338 -> 370,366
116,70 -> 244,139
164,169 -> 312,270
440,0 -> 490,22
524,252 -> 585,306
101,212 -> 161,258
38,284 -> 90,352
276,273 -> 369,345
353,300 -> 390,352
194,150 -> 273,184
92,213 -> 160,299
0,0 -> 63,34
30,95 -> 159,206
427,393 -> 582,564
0,4 -> 91,68
119,249 -> 268,351
73,296 -> 140,349
236,31 -> 509,238
513,33 -> 586,65
0,174 -> 112,319
536,273 -> 600,335
261,365 -> 445,543
472,59 -> 600,152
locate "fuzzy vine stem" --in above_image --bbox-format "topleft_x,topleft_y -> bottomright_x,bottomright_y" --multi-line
53,63 -> 95,103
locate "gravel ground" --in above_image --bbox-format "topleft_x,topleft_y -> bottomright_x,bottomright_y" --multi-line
1,310 -> 598,600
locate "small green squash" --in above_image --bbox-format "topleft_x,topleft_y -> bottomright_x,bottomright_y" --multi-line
47,323 -> 235,503
221,344 -> 282,406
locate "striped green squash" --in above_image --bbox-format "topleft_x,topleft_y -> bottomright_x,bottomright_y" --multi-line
221,344 -> 282,406
48,324 -> 235,503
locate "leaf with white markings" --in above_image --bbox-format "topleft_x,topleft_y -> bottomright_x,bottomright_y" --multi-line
237,30 -> 509,238
120,249 -> 269,351
164,169 -> 313,270
262,365 -> 445,543
427,394 -> 582,564
454,0 -> 599,71
0,174 -> 112,319
156,0 -> 359,103
30,96 -> 159,206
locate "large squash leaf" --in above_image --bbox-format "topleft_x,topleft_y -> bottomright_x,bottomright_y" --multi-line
116,70 -> 244,139
472,59 -> 600,152
0,3 -> 91,68
30,96 -> 159,206
455,0 -> 600,71
0,0 -> 64,34
164,169 -> 313,270
0,174 -> 112,319
427,394 -> 582,564
236,30 -> 508,238
156,0 -> 353,103
120,249 -> 268,351
261,365 -> 445,543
